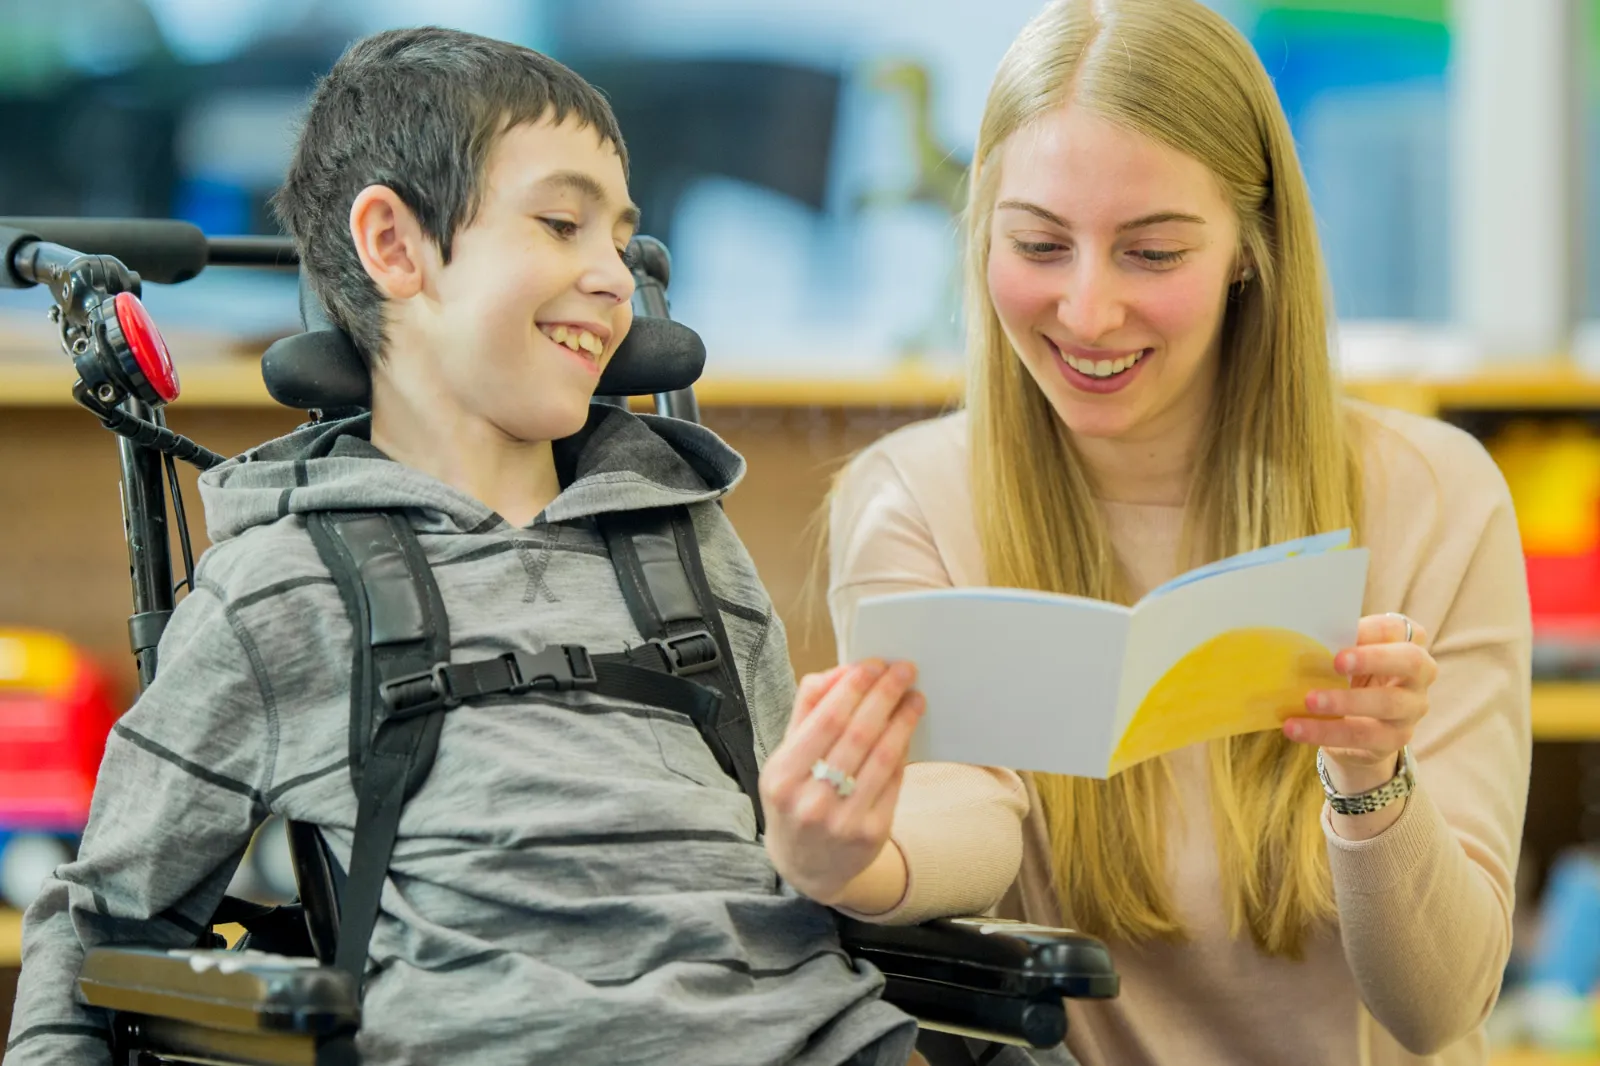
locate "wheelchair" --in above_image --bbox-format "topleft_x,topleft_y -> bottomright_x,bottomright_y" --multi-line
0,217 -> 1118,1066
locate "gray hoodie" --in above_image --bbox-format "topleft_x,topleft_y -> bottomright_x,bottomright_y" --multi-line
5,405 -> 917,1066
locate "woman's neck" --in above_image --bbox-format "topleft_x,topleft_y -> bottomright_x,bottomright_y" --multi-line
1072,380 -> 1215,508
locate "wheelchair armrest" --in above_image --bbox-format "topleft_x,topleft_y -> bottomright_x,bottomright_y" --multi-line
79,947 -> 359,1065
839,916 -> 1118,1049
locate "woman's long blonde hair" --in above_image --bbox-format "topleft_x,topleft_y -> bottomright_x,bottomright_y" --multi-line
966,0 -> 1363,957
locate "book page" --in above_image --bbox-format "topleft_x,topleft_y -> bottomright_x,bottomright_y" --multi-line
1105,548 -> 1369,775
1139,529 -> 1353,600
847,588 -> 1131,776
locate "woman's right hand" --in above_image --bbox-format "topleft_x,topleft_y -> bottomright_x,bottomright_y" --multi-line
760,659 -> 925,906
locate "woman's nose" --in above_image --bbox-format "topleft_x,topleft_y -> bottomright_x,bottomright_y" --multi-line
1055,261 -> 1127,344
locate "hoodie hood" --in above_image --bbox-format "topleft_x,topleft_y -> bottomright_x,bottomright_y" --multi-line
199,404 -> 746,544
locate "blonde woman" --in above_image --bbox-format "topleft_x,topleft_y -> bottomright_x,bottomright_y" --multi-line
764,0 -> 1532,1063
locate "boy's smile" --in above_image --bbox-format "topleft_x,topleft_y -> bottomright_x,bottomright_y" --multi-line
538,320 -> 612,376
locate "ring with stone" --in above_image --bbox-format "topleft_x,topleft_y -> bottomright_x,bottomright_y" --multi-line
811,759 -> 857,798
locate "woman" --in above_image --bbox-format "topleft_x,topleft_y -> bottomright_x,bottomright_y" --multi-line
763,0 -> 1533,1063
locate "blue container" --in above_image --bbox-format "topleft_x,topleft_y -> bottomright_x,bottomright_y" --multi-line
1529,849 -> 1600,995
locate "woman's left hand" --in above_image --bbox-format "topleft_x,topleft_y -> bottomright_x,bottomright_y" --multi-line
1285,612 -> 1438,793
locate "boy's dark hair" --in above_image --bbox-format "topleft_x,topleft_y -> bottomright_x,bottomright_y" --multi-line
272,27 -> 628,366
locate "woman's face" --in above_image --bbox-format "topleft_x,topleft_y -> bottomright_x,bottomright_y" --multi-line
987,105 -> 1243,444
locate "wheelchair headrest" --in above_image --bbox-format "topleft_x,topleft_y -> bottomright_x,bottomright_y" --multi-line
261,272 -> 708,410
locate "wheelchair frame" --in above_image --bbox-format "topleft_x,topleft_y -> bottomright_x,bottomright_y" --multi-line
0,218 -> 1118,1066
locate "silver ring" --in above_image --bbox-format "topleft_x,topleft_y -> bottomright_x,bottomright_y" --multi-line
1388,612 -> 1414,644
811,759 -> 857,798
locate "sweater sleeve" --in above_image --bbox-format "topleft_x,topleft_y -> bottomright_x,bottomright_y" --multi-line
4,581 -> 273,1066
1325,447 -> 1532,1055
828,444 -> 1029,924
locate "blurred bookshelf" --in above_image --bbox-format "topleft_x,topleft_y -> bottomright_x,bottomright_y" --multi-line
11,343 -> 1600,414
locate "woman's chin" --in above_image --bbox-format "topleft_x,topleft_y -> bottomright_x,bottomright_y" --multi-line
1056,408 -> 1142,441
1037,382 -> 1144,440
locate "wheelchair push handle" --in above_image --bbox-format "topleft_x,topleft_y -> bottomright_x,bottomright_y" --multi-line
0,219 -> 291,688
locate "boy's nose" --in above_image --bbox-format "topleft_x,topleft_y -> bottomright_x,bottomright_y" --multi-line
582,249 -> 636,305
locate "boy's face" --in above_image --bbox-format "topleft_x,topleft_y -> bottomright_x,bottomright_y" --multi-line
392,116 -> 638,443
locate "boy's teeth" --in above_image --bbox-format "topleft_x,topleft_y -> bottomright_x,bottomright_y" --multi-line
544,325 -> 603,356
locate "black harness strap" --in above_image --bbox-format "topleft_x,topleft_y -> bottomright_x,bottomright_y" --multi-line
597,506 -> 764,831
307,512 -> 452,989
301,502 -> 766,995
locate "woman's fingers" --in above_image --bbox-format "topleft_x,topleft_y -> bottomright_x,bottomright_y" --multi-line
1335,642 -> 1437,690
820,662 -> 917,779
786,665 -> 850,736
1306,685 -> 1427,723
1356,612 -> 1429,649
1284,713 -> 1410,753
839,691 -> 925,812
765,660 -> 911,794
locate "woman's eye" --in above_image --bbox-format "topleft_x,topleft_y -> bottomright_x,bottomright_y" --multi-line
541,218 -> 579,239
1132,248 -> 1187,267
1010,238 -> 1067,260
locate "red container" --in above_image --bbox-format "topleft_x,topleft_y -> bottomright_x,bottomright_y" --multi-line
0,634 -> 121,832
1527,552 -> 1600,624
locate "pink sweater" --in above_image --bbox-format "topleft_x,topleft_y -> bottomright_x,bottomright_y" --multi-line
827,403 -> 1532,1066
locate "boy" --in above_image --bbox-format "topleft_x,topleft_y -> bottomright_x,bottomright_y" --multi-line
4,27 -> 926,1066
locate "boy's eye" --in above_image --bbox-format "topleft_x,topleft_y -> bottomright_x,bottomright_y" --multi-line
541,218 -> 578,239
619,244 -> 640,270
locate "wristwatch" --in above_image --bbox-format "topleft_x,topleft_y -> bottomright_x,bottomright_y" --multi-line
1316,746 -> 1417,816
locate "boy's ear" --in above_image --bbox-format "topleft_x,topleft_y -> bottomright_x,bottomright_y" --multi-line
349,185 -> 430,300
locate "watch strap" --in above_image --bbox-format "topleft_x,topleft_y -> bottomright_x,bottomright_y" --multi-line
1317,747 -> 1415,816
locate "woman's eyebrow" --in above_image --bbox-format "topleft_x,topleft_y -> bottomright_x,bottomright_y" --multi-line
996,199 -> 1067,227
1116,211 -> 1206,232
995,200 -> 1206,232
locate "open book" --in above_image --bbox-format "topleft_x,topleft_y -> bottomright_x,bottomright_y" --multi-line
846,531 -> 1369,778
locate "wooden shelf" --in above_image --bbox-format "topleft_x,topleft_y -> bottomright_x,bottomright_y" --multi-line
1493,1050 -> 1600,1065
1533,684 -> 1600,740
7,340 -> 1600,413
0,356 -> 276,408
11,308 -> 1600,413
0,353 -> 967,410
1,907 -> 18,967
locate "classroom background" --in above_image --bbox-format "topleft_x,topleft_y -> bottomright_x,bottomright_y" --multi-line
0,1 -> 1596,1061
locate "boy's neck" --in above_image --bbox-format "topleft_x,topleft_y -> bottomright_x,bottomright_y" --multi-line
369,369 -> 562,529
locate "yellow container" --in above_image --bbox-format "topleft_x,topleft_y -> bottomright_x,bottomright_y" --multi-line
1489,421 -> 1600,557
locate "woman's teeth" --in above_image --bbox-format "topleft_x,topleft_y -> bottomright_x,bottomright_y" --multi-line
1061,348 -> 1146,378
543,324 -> 604,357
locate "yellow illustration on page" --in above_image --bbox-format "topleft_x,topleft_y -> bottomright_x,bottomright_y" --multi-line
1107,627 -> 1343,775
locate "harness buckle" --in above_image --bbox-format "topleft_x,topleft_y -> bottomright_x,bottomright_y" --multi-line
378,662 -> 459,719
505,644 -> 598,693
649,629 -> 721,677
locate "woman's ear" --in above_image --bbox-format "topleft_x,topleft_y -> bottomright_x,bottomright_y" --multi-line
349,186 -> 430,301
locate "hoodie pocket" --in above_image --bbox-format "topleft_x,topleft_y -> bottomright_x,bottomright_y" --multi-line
649,712 -> 736,790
